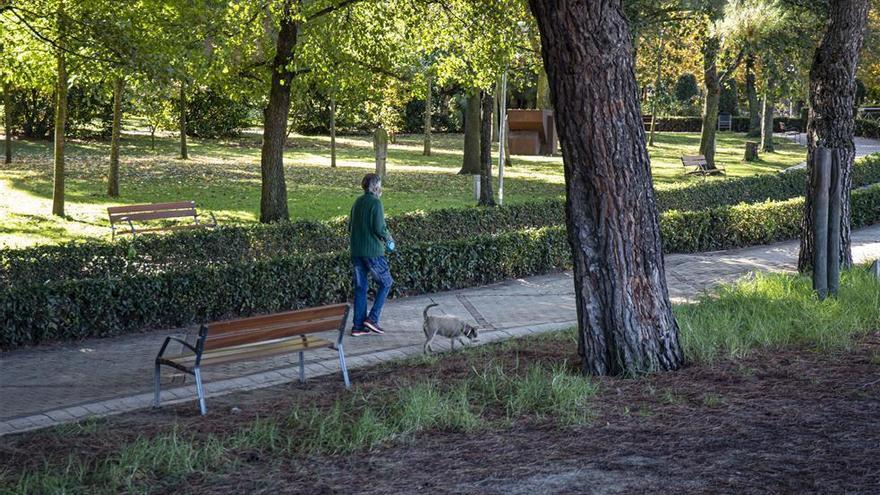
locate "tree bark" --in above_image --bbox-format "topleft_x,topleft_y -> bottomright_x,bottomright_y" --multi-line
179,81 -> 188,160
423,74 -> 432,156
478,90 -> 495,206
259,0 -> 299,223
374,127 -> 388,179
798,0 -> 868,272
699,35 -> 721,170
760,78 -> 775,152
330,96 -> 337,168
746,54 -> 761,138
107,77 -> 124,197
52,1 -> 68,217
528,0 -> 684,376
3,81 -> 11,164
459,91 -> 481,175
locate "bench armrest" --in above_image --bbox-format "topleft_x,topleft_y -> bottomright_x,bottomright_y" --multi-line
156,335 -> 198,360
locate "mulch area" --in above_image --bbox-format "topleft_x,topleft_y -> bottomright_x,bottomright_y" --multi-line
2,333 -> 879,494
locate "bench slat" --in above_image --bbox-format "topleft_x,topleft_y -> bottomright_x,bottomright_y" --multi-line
108,201 -> 196,215
163,335 -> 334,370
208,304 -> 350,336
204,315 -> 344,350
113,224 -> 207,235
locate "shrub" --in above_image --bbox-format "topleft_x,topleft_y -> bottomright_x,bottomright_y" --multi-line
185,89 -> 252,138
856,118 -> 880,139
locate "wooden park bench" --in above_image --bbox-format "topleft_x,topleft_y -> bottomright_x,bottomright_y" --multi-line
108,201 -> 216,239
154,303 -> 352,415
681,155 -> 725,176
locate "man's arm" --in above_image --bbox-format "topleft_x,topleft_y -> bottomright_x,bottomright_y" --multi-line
372,201 -> 392,243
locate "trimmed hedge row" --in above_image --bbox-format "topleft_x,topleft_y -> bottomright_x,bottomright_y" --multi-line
3,185 -> 879,349
856,118 -> 880,139
3,154 -> 880,285
649,116 -> 804,133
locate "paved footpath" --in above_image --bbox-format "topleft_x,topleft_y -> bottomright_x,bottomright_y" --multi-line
1,225 -> 878,436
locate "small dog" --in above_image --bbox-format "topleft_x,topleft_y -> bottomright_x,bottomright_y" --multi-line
422,303 -> 479,354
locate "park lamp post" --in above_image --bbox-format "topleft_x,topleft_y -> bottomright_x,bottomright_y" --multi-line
498,70 -> 508,206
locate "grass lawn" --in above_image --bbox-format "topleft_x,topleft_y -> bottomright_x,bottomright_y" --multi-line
2,270 -> 878,493
0,128 -> 806,248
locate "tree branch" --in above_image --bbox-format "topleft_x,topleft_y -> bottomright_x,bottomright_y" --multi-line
306,0 -> 364,21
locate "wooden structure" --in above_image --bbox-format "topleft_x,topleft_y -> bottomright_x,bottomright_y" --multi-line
744,141 -> 759,162
642,114 -> 653,131
681,155 -> 725,176
108,201 -> 216,239
506,109 -> 557,156
154,304 -> 352,415
717,113 -> 732,131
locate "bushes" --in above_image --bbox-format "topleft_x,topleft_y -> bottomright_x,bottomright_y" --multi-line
3,185 -> 880,349
648,116 -> 805,133
856,118 -> 880,139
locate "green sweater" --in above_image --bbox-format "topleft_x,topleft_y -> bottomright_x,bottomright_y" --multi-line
349,192 -> 392,257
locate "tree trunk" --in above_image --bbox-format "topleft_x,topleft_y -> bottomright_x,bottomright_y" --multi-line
150,127 -> 156,150
648,34 -> 663,147
423,74 -> 432,156
536,65 -> 551,110
330,96 -> 337,168
107,77 -> 124,197
492,77 -> 501,142
259,0 -> 299,223
3,81 -> 11,164
528,0 -> 684,376
798,0 -> 868,272
746,54 -> 761,138
478,90 -> 495,207
52,1 -> 68,217
760,78 -> 775,153
699,36 -> 721,169
179,81 -> 188,160
744,140 -> 759,161
374,127 -> 388,179
459,91 -> 481,175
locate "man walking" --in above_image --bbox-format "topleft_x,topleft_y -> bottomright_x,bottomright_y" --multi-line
349,173 -> 395,336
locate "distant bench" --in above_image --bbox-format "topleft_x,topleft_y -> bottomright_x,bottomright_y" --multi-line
681,155 -> 725,176
154,303 -> 352,415
108,201 -> 216,239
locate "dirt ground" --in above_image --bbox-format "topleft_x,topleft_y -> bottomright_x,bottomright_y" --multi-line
2,334 -> 880,495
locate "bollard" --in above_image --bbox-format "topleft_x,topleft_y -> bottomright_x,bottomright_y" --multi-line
812,147 -> 831,299
827,149 -> 841,297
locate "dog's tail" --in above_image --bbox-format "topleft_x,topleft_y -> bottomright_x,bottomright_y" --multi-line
422,303 -> 439,321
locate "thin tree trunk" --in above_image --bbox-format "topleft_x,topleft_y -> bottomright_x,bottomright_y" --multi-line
150,126 -> 155,150
52,0 -> 68,217
107,77 -> 124,197
423,74 -> 432,156
330,96 -> 337,168
492,77 -> 501,142
259,0 -> 299,223
760,78 -> 775,153
478,90 -> 495,206
528,0 -> 684,376
699,36 -> 721,169
798,0 -> 868,272
3,81 -> 11,164
179,81 -> 188,160
746,54 -> 761,137
459,91 -> 481,175
648,33 -> 663,147
536,66 -> 551,110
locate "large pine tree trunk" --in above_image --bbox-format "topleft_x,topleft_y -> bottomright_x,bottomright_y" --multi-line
459,91 -> 481,175
3,82 -> 11,164
528,0 -> 684,376
760,78 -> 775,152
478,90 -> 495,207
699,36 -> 720,170
179,81 -> 188,160
259,0 -> 298,223
798,0 -> 868,272
746,55 -> 761,137
423,74 -> 432,156
52,2 -> 68,217
107,77 -> 124,197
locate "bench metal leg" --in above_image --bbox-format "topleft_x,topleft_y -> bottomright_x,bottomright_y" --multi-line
153,363 -> 161,408
298,351 -> 305,383
338,344 -> 351,389
194,367 -> 207,416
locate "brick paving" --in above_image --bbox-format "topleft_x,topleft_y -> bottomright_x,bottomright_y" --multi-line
1,224 -> 878,436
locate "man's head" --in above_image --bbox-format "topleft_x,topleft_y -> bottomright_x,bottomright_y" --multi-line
362,173 -> 382,197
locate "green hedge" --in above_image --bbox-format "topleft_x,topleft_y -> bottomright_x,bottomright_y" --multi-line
649,116 -> 804,133
3,185 -> 879,349
3,154 -> 880,285
856,118 -> 880,139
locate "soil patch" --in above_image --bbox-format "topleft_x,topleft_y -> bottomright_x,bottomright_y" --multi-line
2,334 -> 879,494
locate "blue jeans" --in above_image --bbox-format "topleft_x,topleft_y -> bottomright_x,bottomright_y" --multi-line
352,256 -> 393,329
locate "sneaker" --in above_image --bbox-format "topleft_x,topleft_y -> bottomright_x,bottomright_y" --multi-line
364,319 -> 385,335
350,328 -> 371,337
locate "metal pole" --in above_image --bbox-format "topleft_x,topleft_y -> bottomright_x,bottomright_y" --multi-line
498,71 -> 507,206
827,148 -> 841,297
812,147 -> 831,300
